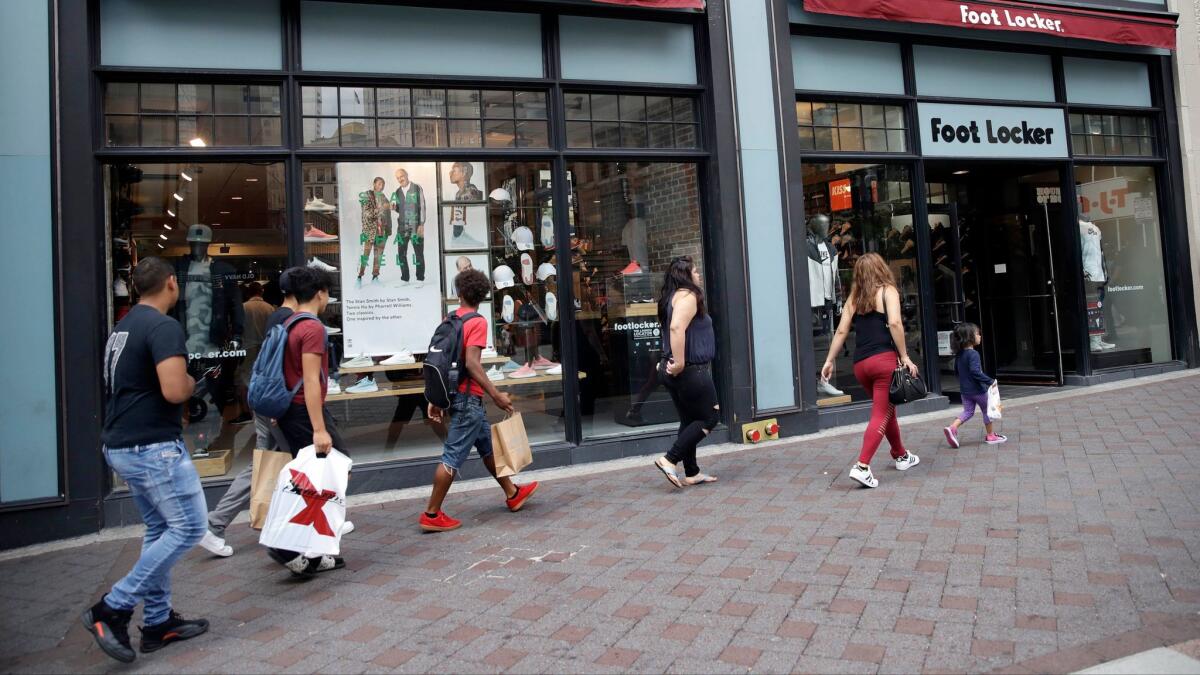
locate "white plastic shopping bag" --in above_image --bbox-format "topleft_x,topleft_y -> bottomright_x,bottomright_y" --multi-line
986,382 -> 1003,421
258,446 -> 352,557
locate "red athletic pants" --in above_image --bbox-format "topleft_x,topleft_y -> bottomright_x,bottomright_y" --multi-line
852,351 -> 907,465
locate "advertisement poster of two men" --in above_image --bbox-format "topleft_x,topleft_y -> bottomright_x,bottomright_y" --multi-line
336,161 -> 488,358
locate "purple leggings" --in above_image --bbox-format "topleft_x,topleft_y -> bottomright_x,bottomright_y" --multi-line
958,392 -> 991,425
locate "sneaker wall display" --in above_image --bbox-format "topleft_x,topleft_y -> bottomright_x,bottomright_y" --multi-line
298,160 -> 567,469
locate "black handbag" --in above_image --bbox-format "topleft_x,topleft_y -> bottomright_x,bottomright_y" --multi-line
889,360 -> 927,405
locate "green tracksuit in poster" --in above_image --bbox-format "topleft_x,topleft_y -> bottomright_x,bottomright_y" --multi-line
358,190 -> 389,280
391,182 -> 426,282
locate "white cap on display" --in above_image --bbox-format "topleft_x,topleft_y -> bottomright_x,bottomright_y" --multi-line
536,262 -> 557,282
489,188 -> 511,202
492,264 -> 516,289
511,225 -> 535,251
186,223 -> 213,243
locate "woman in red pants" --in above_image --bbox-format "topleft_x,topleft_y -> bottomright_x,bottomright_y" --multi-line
821,253 -> 921,488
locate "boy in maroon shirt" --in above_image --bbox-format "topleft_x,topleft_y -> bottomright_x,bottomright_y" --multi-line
421,269 -> 538,532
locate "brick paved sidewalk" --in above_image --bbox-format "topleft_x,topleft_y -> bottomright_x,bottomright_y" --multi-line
3,373 -> 1200,674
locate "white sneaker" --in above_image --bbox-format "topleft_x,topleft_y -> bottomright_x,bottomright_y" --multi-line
817,379 -> 845,397
452,232 -> 487,249
199,530 -> 233,557
345,376 -> 378,394
895,452 -> 920,471
327,297 -> 339,304
1098,340 -> 1117,350
486,366 -> 505,381
341,521 -> 355,536
546,364 -> 562,376
327,379 -> 342,395
482,346 -> 499,359
502,295 -> 515,323
341,354 -> 373,368
380,351 -> 415,365
309,257 -> 338,272
324,325 -> 341,335
304,197 -> 337,213
414,281 -> 425,289
849,464 -> 879,488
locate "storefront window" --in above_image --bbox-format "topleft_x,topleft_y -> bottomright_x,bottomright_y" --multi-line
303,160 -> 564,465
301,86 -> 549,148
796,101 -> 907,153
567,162 -> 707,438
802,162 -> 921,406
106,162 -> 288,483
564,93 -> 699,149
1069,113 -> 1155,157
1075,165 -> 1171,366
104,82 -> 283,147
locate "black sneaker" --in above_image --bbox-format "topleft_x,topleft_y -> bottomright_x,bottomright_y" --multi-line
139,610 -> 209,653
80,597 -> 135,663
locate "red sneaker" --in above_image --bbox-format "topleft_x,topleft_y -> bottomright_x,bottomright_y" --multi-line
620,261 -> 643,275
419,511 -> 461,532
506,482 -> 539,512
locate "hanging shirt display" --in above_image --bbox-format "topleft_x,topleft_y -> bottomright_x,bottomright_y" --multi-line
807,234 -> 838,308
1080,220 -> 1106,283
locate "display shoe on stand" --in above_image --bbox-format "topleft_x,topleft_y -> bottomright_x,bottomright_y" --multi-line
817,378 -> 845,397
304,198 -> 337,213
509,364 -> 538,379
481,346 -> 499,359
345,377 -> 378,394
620,261 -> 643,275
546,363 -> 563,376
309,257 -> 338,272
500,359 -> 523,373
486,366 -> 505,382
531,355 -> 557,370
341,354 -> 374,368
304,225 -> 338,243
1098,339 -> 1117,350
545,292 -> 558,321
327,379 -> 342,395
381,350 -> 415,365
324,325 -> 341,335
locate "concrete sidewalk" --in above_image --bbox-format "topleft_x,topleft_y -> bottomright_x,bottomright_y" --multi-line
2,371 -> 1200,674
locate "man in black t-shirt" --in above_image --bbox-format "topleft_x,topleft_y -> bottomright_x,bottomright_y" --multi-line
82,257 -> 210,664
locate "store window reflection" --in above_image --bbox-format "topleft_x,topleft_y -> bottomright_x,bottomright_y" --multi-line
567,162 -> 707,439
802,163 -> 920,406
301,161 -> 564,466
106,162 -> 288,484
1075,165 -> 1171,366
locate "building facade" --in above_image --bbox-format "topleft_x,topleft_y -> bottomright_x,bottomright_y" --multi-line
1,0 -> 1196,548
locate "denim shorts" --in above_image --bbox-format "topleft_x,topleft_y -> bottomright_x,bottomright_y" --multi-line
441,394 -> 492,473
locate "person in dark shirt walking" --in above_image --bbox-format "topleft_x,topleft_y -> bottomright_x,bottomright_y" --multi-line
82,257 -> 209,663
943,322 -> 1007,447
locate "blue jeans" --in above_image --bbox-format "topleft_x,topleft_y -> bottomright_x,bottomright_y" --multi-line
104,439 -> 207,626
440,394 -> 492,474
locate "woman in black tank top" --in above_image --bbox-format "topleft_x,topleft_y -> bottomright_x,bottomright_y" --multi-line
820,253 -> 922,489
652,256 -> 720,489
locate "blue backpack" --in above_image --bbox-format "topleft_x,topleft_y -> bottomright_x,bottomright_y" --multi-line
247,312 -> 320,419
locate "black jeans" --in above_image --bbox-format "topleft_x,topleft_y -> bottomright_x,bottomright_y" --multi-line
274,404 -> 348,457
662,365 -> 720,477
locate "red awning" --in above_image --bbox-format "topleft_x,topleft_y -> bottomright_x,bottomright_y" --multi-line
591,0 -> 705,9
803,0 -> 1176,50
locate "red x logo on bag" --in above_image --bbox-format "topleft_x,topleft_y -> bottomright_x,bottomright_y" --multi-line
287,469 -> 337,536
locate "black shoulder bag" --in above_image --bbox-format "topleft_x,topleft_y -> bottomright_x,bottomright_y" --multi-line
884,297 -> 927,405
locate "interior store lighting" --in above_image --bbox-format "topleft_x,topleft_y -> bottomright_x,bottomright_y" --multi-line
245,178 -> 258,182
163,224 -> 172,230
188,138 -> 206,147
180,171 -> 193,181
157,243 -> 164,249
172,193 -> 184,202
159,233 -> 168,240
166,209 -> 176,217
231,196 -> 242,200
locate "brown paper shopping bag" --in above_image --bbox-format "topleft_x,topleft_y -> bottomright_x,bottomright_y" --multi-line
491,412 -> 532,478
249,447 -> 292,530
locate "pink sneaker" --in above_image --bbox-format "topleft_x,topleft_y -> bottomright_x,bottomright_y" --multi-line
985,434 -> 1008,445
531,355 -> 557,370
509,364 -> 537,379
304,225 -> 337,242
943,426 -> 960,448
620,261 -> 643,275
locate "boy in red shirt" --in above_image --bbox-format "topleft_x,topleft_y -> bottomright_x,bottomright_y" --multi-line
421,269 -> 538,532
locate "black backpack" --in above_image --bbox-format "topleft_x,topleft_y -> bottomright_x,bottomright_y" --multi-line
423,311 -> 481,409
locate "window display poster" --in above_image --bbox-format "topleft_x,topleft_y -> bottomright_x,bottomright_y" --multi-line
444,253 -> 491,300
447,301 -> 495,349
441,161 -> 489,251
336,161 -> 442,357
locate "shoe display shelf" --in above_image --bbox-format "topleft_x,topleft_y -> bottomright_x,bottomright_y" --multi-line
339,355 -> 507,375
577,302 -> 658,321
327,370 -> 586,403
816,395 -> 852,407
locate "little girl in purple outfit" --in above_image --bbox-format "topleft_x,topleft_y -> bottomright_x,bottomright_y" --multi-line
943,323 -> 1006,448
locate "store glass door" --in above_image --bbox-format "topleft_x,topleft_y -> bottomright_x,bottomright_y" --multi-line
927,166 -> 1066,387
